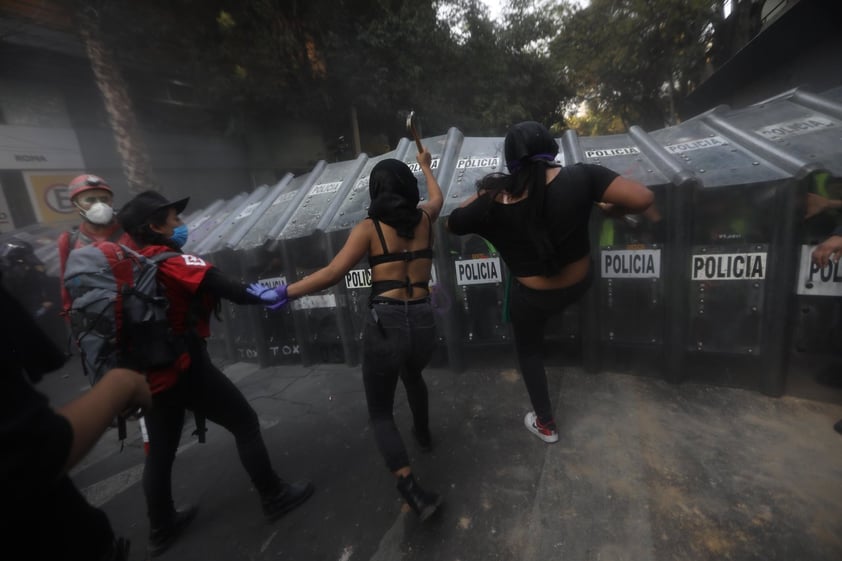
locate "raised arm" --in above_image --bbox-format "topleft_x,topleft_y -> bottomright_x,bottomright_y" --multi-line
286,221 -> 371,299
416,147 -> 443,221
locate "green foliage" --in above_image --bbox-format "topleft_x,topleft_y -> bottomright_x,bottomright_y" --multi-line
565,102 -> 627,136
81,0 -> 572,145
77,0 -> 735,144
423,0 -> 571,136
551,0 -> 719,133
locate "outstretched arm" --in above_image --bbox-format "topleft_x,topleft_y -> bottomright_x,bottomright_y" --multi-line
56,368 -> 151,472
200,267 -> 262,304
286,221 -> 371,299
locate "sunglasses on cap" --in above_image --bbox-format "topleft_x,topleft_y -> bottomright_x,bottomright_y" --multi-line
82,176 -> 107,187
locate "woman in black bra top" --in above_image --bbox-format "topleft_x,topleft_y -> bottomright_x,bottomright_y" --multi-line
271,146 -> 444,520
448,121 -> 653,444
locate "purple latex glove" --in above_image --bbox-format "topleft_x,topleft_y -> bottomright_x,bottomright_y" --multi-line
247,282 -> 278,302
266,284 -> 289,311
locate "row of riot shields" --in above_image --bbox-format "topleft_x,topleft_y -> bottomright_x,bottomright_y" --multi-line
178,85 -> 842,397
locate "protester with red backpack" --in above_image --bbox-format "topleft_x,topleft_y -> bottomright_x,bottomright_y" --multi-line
59,174 -> 147,448
117,190 -> 314,557
58,174 -> 133,318
64,241 -> 182,387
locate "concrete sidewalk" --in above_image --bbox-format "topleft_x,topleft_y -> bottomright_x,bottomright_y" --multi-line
45,353 -> 842,561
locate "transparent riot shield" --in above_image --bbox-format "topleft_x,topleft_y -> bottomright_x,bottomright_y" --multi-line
435,135 -> 507,371
184,185 -> 276,362
575,131 -> 673,375
182,199 -> 227,253
709,87 -> 842,396
274,154 -> 368,366
191,184 -> 271,257
212,175 -> 294,364
196,178 -> 298,364
232,167 -> 325,366
182,193 -> 248,255
684,180 -> 796,395
180,194 -> 248,362
726,86 -> 842,179
790,171 -> 842,397
673,98 -> 816,395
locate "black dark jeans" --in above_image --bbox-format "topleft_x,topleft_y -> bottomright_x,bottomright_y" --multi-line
142,339 -> 281,527
509,267 -> 593,427
362,299 -> 436,472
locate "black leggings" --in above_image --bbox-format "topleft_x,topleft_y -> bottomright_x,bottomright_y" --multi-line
509,267 -> 593,427
362,300 -> 436,472
142,341 -> 280,527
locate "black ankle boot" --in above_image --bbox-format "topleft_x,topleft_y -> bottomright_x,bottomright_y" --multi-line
396,474 -> 442,521
262,480 -> 315,522
148,505 -> 198,557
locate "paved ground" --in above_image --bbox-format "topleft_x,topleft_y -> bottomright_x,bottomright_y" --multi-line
40,350 -> 842,561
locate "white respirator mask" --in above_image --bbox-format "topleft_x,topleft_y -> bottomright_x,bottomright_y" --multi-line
79,201 -> 115,225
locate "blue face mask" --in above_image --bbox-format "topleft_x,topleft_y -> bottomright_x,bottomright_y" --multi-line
169,224 -> 189,248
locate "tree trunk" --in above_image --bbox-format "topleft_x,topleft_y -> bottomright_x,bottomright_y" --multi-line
76,5 -> 158,193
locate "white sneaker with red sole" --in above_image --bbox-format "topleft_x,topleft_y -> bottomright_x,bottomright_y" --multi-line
524,412 -> 559,443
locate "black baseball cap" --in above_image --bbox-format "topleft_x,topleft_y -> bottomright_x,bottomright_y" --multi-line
117,190 -> 190,233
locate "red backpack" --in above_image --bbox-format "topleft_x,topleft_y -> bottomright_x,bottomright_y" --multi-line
63,241 -> 182,385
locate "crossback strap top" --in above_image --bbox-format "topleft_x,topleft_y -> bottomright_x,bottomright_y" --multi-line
368,210 -> 433,299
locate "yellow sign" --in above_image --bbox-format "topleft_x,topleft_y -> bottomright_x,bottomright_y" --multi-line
24,171 -> 81,224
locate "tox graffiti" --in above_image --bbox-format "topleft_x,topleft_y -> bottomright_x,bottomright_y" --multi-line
236,344 -> 301,359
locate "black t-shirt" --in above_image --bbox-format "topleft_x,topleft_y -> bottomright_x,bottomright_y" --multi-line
448,163 -> 618,276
